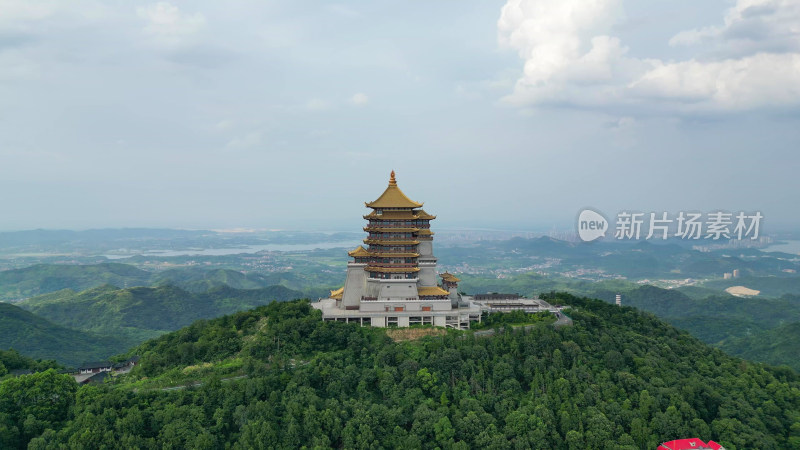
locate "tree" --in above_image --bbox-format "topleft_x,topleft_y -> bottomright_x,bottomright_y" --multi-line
0,369 -> 76,446
434,416 -> 455,447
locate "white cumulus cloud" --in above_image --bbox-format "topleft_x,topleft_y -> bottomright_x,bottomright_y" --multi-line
499,0 -> 800,113
670,0 -> 800,55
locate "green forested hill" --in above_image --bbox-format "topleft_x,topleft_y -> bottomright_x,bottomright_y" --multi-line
720,321 -> 800,371
0,302 -> 125,368
463,272 -> 800,367
18,284 -> 304,343
4,296 -> 798,449
589,285 -> 800,342
153,267 -> 275,292
0,263 -> 152,300
462,273 -> 800,338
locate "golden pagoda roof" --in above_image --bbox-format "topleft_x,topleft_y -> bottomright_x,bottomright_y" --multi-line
330,287 -> 344,300
365,266 -> 420,273
440,272 -> 461,282
348,246 -> 370,257
418,286 -> 450,297
365,171 -> 423,209
417,229 -> 434,236
416,209 -> 436,220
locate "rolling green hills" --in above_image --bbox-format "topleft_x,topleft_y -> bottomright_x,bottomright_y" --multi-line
0,262 -> 334,302
0,263 -> 151,301
588,285 -> 800,342
720,321 -> 800,371
0,302 -> 125,368
18,284 -> 305,344
461,272 -> 800,368
1,281 -> 306,367
3,296 -> 799,448
153,267 -> 276,292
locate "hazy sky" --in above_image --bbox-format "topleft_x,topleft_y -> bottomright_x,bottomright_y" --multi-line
1,0 -> 798,232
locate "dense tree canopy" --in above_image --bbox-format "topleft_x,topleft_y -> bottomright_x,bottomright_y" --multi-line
2,296 -> 799,449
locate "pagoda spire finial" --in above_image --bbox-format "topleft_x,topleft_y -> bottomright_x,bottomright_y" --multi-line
389,170 -> 397,186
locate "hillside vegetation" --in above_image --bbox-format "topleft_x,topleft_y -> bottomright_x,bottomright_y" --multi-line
18,284 -> 304,344
2,296 -> 798,448
463,272 -> 800,368
0,302 -> 125,368
720,322 -> 800,371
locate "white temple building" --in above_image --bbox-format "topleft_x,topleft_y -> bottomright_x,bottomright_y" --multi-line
312,171 -> 482,329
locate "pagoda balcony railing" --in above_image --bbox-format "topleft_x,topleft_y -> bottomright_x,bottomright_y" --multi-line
367,276 -> 419,281
364,227 -> 420,232
366,263 -> 418,268
366,245 -> 417,250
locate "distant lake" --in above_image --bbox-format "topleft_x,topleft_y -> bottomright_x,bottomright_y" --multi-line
764,240 -> 800,255
103,241 -> 363,259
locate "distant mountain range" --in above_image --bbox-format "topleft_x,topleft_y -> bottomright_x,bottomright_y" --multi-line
0,268 -> 307,366
0,263 -> 152,300
2,238 -> 800,372
19,283 -> 305,343
0,262 -> 329,301
441,235 -> 800,279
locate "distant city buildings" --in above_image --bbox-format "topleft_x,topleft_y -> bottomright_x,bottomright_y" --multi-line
724,269 -> 741,280
693,235 -> 773,252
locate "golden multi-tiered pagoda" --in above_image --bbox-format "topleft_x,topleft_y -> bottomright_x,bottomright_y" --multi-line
313,171 -> 481,329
